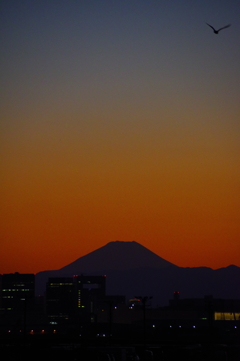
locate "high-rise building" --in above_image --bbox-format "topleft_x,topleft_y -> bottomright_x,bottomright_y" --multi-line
45,275 -> 106,326
0,273 -> 35,313
46,277 -> 76,326
74,275 -> 106,314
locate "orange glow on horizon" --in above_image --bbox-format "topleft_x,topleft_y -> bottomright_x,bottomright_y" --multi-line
1,1 -> 240,274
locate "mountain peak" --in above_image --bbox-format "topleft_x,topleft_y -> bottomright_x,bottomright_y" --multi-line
35,241 -> 239,304
58,240 -> 177,275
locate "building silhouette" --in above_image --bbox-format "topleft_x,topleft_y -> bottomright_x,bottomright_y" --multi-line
0,273 -> 239,341
0,273 -> 35,313
0,273 -> 35,333
45,275 -> 106,327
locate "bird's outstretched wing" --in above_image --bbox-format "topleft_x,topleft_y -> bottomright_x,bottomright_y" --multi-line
206,23 -> 216,31
217,24 -> 231,32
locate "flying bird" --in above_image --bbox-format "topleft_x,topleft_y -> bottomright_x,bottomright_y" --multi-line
206,23 -> 231,34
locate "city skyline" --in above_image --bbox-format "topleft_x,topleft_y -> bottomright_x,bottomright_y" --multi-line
34,240 -> 240,307
1,1 -> 240,274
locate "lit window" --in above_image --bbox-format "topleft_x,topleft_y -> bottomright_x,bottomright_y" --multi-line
214,312 -> 240,321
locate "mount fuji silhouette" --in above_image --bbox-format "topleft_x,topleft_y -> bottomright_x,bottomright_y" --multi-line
57,240 -> 176,273
36,241 -> 240,306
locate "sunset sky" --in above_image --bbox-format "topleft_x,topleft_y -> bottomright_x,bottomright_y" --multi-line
1,0 -> 240,274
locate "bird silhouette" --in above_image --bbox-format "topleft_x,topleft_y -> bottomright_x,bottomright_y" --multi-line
206,23 -> 231,34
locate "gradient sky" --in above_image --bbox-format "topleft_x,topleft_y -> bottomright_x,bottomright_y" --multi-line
1,0 -> 240,273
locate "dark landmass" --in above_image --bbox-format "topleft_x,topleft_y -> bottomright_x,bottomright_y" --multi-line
36,241 -> 240,306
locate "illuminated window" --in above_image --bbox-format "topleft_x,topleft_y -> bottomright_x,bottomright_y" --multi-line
214,312 -> 240,321
78,290 -> 81,307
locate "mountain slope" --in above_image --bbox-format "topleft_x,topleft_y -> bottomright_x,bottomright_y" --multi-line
35,241 -> 240,306
58,240 -> 177,274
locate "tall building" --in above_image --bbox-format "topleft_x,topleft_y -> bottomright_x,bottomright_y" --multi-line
74,275 -> 106,315
45,275 -> 106,326
0,273 -> 35,313
45,277 -> 75,326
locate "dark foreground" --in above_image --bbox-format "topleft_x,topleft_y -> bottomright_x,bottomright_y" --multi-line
1,326 -> 240,361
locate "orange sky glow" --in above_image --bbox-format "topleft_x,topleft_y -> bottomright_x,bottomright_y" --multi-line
1,1 -> 240,273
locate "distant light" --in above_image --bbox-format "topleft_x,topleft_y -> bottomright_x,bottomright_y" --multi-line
169,325 -> 172,328
41,330 -> 45,333
152,324 -> 156,328
114,306 -> 117,309
234,326 -> 237,329
8,330 -> 11,333
193,325 -> 196,328
179,325 -> 182,328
